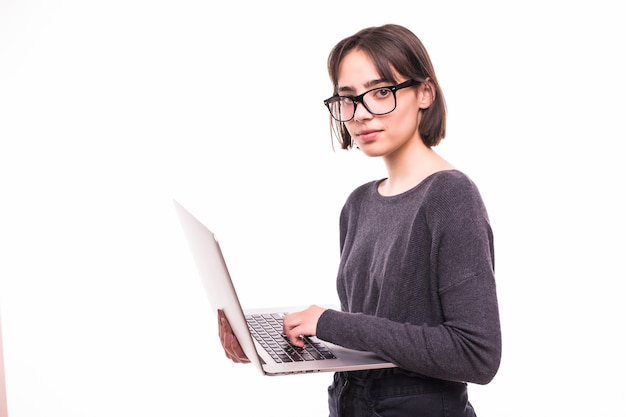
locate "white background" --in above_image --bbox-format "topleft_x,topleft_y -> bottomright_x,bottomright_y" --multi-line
1,1 -> 625,416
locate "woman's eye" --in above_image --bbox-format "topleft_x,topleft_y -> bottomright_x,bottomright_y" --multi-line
339,96 -> 354,105
375,88 -> 392,98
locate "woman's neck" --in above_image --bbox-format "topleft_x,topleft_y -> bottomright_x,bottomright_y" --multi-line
379,144 -> 454,196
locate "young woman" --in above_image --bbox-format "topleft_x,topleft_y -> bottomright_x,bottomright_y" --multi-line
219,24 -> 501,416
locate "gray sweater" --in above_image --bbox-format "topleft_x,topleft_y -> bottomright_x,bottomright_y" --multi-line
316,170 -> 501,385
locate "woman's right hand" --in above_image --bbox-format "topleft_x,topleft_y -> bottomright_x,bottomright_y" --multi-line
217,308 -> 250,364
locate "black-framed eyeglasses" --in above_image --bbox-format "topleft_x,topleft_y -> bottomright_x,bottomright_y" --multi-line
323,79 -> 421,122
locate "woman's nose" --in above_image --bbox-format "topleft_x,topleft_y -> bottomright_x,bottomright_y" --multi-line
353,101 -> 373,122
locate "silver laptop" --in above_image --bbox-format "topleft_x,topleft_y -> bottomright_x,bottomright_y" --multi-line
173,199 -> 396,376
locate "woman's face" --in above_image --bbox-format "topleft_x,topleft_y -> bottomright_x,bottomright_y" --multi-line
337,49 -> 426,158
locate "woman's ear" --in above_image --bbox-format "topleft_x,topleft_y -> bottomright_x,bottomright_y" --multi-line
419,78 -> 435,109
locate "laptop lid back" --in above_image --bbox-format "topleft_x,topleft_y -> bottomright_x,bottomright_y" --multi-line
173,200 -> 265,373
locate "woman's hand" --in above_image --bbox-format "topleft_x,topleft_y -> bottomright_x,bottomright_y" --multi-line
282,305 -> 327,348
217,308 -> 250,363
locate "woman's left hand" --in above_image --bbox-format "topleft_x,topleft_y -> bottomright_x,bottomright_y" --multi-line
282,305 -> 328,347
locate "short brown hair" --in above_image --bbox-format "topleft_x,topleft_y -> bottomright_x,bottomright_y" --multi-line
327,24 -> 447,149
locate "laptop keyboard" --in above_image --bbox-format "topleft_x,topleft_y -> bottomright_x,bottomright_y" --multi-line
246,313 -> 337,363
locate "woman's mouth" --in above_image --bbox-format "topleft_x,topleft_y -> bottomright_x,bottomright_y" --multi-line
356,129 -> 380,143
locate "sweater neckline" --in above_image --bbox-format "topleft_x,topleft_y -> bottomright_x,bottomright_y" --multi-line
372,169 -> 460,199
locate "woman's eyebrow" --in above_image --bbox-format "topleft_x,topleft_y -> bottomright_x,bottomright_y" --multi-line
337,78 -> 389,94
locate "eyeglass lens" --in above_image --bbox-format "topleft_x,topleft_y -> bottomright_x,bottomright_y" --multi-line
328,87 -> 396,122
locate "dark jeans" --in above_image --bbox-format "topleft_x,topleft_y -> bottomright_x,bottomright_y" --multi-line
328,369 -> 476,417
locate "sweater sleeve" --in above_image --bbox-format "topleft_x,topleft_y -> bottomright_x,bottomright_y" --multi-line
316,175 -> 501,384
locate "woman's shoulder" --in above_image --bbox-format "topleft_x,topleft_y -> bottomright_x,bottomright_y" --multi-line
427,168 -> 470,183
424,169 -> 480,195
346,179 -> 382,200
422,169 -> 488,216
